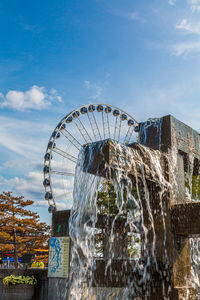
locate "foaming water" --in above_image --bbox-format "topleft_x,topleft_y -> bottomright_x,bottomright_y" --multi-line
68,139 -> 174,299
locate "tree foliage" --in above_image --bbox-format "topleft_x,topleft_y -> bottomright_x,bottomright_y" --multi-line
0,191 -> 50,268
95,182 -> 141,259
97,182 -> 119,215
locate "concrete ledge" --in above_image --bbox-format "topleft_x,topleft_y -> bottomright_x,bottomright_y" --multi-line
0,268 -> 48,300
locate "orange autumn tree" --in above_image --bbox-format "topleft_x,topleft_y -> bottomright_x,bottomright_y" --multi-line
0,191 -> 50,268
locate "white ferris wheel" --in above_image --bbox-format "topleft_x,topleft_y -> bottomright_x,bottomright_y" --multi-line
43,103 -> 139,212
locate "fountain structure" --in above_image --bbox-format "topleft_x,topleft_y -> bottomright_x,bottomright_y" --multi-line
46,112 -> 200,300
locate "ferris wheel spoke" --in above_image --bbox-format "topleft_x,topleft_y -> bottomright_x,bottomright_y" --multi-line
102,111 -> 106,139
52,147 -> 77,163
126,126 -> 135,144
106,113 -> 111,139
102,110 -> 111,140
124,126 -> 131,144
51,170 -> 75,176
113,116 -> 118,140
91,111 -> 102,140
54,191 -> 73,199
77,116 -> 93,143
61,129 -> 81,151
117,118 -> 122,143
87,112 -> 97,141
73,119 -> 90,144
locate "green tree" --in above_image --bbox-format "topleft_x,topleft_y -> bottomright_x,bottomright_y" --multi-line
95,182 -> 141,259
96,182 -> 119,215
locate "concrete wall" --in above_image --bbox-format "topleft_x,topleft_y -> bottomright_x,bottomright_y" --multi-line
0,270 -> 130,300
0,268 -> 48,300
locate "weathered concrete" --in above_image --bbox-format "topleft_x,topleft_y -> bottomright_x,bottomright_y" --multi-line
171,202 -> 200,236
0,268 -> 48,300
48,210 -> 71,300
139,115 -> 200,299
52,210 -> 70,237
80,114 -> 200,298
51,114 -> 200,299
139,115 -> 200,158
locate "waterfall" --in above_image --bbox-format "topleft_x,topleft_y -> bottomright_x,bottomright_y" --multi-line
68,139 -> 173,299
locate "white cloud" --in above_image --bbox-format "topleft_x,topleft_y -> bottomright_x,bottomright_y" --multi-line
176,19 -> 200,34
84,81 -> 90,89
130,12 -> 139,19
0,159 -> 42,174
49,88 -> 62,102
23,24 -> 45,33
0,114 -> 75,211
170,41 -> 200,56
0,85 -> 62,111
84,80 -> 102,100
153,39 -> 200,57
37,200 -> 49,207
129,11 -> 145,22
131,82 -> 200,133
109,9 -> 145,22
56,202 -> 71,209
51,160 -> 75,173
0,115 -> 50,158
37,200 -> 70,210
168,0 -> 176,5
0,170 -> 73,211
189,0 -> 200,12
91,85 -> 102,100
0,172 -> 43,199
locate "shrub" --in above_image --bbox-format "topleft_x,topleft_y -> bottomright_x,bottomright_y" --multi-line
3,275 -> 37,286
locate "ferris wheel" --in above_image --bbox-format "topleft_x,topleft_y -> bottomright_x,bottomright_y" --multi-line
43,103 -> 139,212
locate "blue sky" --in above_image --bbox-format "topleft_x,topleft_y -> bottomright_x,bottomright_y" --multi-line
0,0 -> 200,223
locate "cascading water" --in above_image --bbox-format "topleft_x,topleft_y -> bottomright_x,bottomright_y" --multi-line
140,118 -> 200,299
187,151 -> 200,299
68,137 -> 174,299
43,107 -> 200,300
190,237 -> 200,298
64,116 -> 200,300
